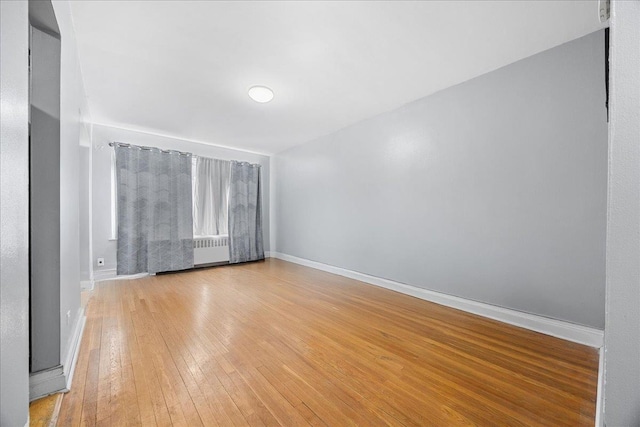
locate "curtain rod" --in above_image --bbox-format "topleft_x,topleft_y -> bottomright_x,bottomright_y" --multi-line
109,142 -> 261,167
109,141 -> 191,156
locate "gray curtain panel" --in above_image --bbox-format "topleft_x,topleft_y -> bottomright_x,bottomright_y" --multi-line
228,161 -> 264,263
193,157 -> 231,236
115,144 -> 194,275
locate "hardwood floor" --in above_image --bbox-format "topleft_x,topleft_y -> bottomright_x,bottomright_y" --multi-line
30,393 -> 63,427
58,258 -> 599,426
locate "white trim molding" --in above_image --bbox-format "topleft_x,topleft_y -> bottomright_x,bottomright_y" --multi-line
92,267 -> 116,282
63,308 -> 86,392
29,308 -> 86,401
80,280 -> 94,291
271,252 -> 604,348
91,122 -> 273,156
595,346 -> 605,427
93,268 -> 153,283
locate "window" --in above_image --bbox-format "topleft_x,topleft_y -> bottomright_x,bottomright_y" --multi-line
192,157 -> 231,237
110,151 -> 230,239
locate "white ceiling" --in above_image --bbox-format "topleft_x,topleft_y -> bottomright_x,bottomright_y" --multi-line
70,1 -> 605,154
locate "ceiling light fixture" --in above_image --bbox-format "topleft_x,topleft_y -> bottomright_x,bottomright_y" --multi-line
248,85 -> 274,103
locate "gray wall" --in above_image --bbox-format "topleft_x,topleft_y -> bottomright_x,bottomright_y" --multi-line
91,124 -> 271,275
0,1 -> 30,425
604,0 -> 640,424
275,31 -> 607,329
30,24 -> 62,372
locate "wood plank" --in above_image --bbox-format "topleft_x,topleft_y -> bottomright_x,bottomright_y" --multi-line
30,393 -> 63,427
57,258 -> 599,426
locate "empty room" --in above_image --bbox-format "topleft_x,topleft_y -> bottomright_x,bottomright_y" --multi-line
1,1 -> 639,426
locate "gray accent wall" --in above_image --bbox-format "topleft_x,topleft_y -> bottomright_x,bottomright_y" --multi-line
604,0 -> 640,424
91,125 -> 271,275
0,1 -> 30,425
275,31 -> 607,329
29,24 -> 62,372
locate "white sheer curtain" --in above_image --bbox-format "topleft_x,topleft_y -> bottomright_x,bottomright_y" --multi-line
192,156 -> 231,236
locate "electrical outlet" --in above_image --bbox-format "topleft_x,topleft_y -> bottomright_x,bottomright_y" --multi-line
97,257 -> 105,266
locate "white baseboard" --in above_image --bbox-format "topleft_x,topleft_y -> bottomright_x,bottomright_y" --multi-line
80,280 -> 94,291
271,252 -> 604,348
92,268 -> 116,282
265,251 -> 272,258
29,309 -> 86,401
112,272 -> 149,281
93,268 -> 149,283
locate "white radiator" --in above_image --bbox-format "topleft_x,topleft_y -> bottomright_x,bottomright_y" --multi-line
194,235 -> 230,266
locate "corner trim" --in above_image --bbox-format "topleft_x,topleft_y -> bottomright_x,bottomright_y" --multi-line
595,346 -> 605,426
271,252 -> 604,348
48,393 -> 64,427
63,308 -> 86,391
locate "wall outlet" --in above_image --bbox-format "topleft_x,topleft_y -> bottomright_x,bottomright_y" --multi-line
97,257 -> 105,266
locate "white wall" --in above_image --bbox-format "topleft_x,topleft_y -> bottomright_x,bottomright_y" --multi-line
79,143 -> 91,282
0,2 -> 30,425
603,1 -> 640,424
52,0 -> 92,371
275,31 -> 608,329
91,124 -> 271,275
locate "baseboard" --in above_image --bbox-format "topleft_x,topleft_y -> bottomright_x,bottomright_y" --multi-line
29,309 -> 86,401
92,268 -> 116,281
271,252 -> 604,348
265,251 -> 272,258
93,268 -> 149,283
80,280 -> 94,291
29,366 -> 66,402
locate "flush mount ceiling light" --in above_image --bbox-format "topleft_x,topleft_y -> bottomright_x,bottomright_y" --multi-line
248,85 -> 274,103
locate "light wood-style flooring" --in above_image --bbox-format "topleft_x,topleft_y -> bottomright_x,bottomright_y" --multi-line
58,258 -> 599,426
